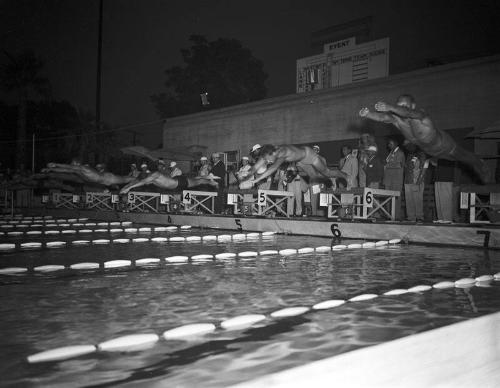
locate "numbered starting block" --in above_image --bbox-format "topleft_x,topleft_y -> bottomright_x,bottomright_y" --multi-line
182,190 -> 218,214
460,186 -> 500,223
256,189 -> 295,217
227,192 -> 258,216
126,191 -> 161,213
321,187 -> 400,220
85,192 -> 117,210
53,193 -> 82,209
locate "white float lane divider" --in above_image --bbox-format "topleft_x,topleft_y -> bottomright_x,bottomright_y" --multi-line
162,324 -> 216,340
165,256 -> 189,263
315,246 -> 332,252
332,244 -> 347,250
27,345 -> 97,363
20,242 -> 42,249
0,267 -> 27,274
348,294 -> 378,302
298,247 -> 315,254
220,314 -> 267,330
190,254 -> 214,262
97,334 -> 160,352
186,236 -> 201,242
113,238 -> 130,244
34,265 -> 65,272
92,239 -> 110,245
407,285 -> 433,293
383,289 -> 409,296
72,240 -> 91,245
46,241 -> 66,248
104,260 -> 131,269
180,225 -> 192,230
238,251 -> 258,258
312,299 -> 346,310
215,252 -> 237,259
124,228 -> 138,233
259,249 -> 279,255
270,307 -> 310,318
132,237 -> 150,243
232,233 -> 246,240
279,249 -> 297,256
202,235 -> 217,241
151,237 -> 168,242
70,262 -> 100,270
135,258 -> 161,266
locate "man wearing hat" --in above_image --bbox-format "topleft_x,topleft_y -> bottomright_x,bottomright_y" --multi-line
198,156 -> 211,177
211,153 -> 226,213
169,161 -> 182,178
363,145 -> 384,189
138,162 -> 151,179
236,156 -> 252,182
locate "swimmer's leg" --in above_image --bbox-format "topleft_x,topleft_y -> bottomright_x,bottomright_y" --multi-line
453,147 -> 492,184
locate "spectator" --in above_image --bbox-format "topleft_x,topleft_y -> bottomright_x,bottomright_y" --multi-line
138,162 -> 151,179
169,161 -> 182,178
363,146 -> 384,189
340,145 -> 358,189
309,144 -> 326,216
211,152 -> 226,213
285,163 -> 306,217
128,163 -> 139,178
404,143 -> 428,222
198,156 -> 211,177
383,138 -> 405,220
236,156 -> 252,182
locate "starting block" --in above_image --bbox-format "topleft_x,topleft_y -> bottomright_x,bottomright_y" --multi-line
182,190 -> 217,214
126,191 -> 161,213
227,192 -> 258,215
256,189 -> 295,217
53,193 -> 81,209
321,187 -> 400,220
85,192 -> 117,211
460,186 -> 500,223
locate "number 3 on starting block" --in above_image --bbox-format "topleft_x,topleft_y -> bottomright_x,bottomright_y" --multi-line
127,193 -> 135,203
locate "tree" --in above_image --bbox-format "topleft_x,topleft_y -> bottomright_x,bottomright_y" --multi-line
0,50 -> 50,170
151,35 -> 268,118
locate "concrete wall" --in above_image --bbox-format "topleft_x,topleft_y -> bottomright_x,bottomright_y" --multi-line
163,55 -> 500,159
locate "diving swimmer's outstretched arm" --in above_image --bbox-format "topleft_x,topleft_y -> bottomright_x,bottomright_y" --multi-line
119,172 -> 160,194
374,101 -> 426,120
252,157 -> 286,185
358,107 -> 396,124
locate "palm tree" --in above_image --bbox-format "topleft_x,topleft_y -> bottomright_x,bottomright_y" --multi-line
1,50 -> 50,170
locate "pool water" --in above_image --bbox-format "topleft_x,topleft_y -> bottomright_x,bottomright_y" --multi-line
1,221 -> 499,387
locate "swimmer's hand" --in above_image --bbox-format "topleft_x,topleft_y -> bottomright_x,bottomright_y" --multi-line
374,101 -> 389,112
359,107 -> 370,117
239,180 -> 254,190
119,187 -> 130,194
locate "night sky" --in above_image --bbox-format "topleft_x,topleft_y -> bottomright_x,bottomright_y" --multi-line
1,0 -> 499,147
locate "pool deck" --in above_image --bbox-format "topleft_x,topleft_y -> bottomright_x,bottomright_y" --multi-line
14,208 -> 500,249
231,311 -> 500,388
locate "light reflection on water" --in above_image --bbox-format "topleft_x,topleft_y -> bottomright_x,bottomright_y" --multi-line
0,228 -> 499,387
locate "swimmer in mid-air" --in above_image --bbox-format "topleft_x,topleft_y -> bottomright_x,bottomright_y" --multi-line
359,94 -> 491,183
240,144 -> 346,189
44,162 -> 135,187
119,171 -> 220,194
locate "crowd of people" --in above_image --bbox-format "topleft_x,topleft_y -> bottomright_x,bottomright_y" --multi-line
1,94 -> 493,222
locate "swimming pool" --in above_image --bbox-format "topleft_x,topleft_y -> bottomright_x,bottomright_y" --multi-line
1,216 -> 499,387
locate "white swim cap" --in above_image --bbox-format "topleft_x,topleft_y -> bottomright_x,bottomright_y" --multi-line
200,156 -> 208,161
170,161 -> 176,167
